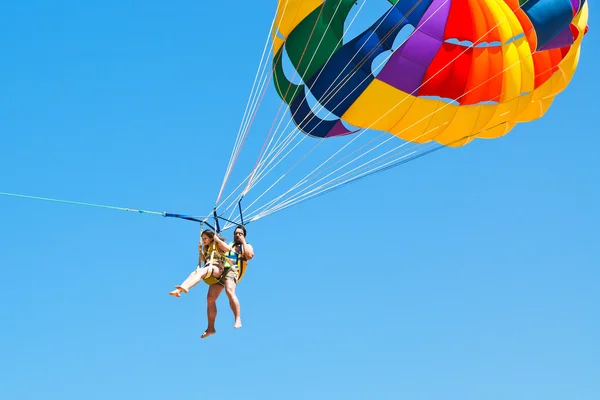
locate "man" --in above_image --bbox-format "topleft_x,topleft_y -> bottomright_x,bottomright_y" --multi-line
202,225 -> 254,339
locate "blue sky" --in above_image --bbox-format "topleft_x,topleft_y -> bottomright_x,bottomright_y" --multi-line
1,1 -> 598,399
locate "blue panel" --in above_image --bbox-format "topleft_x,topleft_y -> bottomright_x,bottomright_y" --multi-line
306,47 -> 374,117
289,90 -> 340,138
303,0 -> 433,117
395,0 -> 434,26
522,0 -> 576,50
373,7 -> 406,50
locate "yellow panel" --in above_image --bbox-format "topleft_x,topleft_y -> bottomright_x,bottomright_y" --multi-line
560,45 -> 582,82
333,2 -> 589,148
388,98 -> 443,144
508,36 -> 535,118
548,67 -> 568,96
478,121 -> 516,139
575,3 -> 589,31
513,98 -> 544,122
495,0 -> 524,41
481,98 -> 520,130
451,135 -> 477,148
273,37 -> 285,57
492,0 -> 531,103
273,0 -> 322,42
474,0 -> 501,43
473,103 -> 499,133
532,76 -> 556,100
514,91 -> 535,117
485,0 -> 516,44
341,79 -> 416,132
536,97 -> 555,118
418,103 -> 460,143
516,37 -> 535,94
430,105 -> 485,146
500,43 -> 522,102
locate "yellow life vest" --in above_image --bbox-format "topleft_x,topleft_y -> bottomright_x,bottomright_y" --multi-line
225,242 -> 249,283
202,242 -> 232,285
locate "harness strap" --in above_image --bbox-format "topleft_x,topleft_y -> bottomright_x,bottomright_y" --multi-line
226,242 -> 248,281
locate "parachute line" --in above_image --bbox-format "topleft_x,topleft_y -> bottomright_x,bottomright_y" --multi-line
234,0 -> 445,205
240,5 -> 329,197
244,1 -> 370,191
215,0 -> 582,225
242,0 -> 548,221
215,1 -> 371,216
245,56 -> 564,222
0,191 -> 213,225
227,0 -> 463,216
0,191 -> 166,216
215,1 -> 290,204
217,0 -> 400,211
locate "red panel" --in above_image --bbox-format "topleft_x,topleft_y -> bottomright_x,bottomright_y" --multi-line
444,0 -> 474,42
532,48 -> 567,88
419,43 -> 473,102
463,47 -> 504,104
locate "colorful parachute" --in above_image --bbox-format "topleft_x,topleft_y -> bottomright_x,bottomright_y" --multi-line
272,0 -> 590,147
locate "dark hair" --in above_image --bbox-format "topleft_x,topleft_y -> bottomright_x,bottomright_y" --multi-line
235,225 -> 247,237
201,229 -> 227,245
201,229 -> 215,239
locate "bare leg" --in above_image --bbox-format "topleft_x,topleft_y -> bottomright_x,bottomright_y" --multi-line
224,279 -> 242,329
202,284 -> 224,338
170,265 -> 221,296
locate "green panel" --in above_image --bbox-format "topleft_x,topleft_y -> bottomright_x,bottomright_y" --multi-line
284,0 -> 356,83
273,47 -> 304,104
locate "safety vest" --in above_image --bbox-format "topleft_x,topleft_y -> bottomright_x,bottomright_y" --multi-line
225,241 -> 249,282
202,242 -> 232,285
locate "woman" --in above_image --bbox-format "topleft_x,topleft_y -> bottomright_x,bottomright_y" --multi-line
169,229 -> 232,297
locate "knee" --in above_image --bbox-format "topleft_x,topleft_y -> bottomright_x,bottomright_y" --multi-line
225,286 -> 237,298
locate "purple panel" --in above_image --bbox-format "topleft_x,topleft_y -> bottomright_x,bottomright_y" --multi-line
325,120 -> 357,138
417,0 -> 451,38
376,0 -> 449,93
397,30 -> 444,66
377,54 -> 431,94
539,25 -> 575,50
570,0 -> 580,14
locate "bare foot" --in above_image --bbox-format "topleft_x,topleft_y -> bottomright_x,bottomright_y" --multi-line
234,319 -> 242,329
169,289 -> 181,297
175,285 -> 188,294
201,329 -> 216,339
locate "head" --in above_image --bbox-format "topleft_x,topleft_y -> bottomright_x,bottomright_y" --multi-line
234,225 -> 247,243
201,229 -> 215,246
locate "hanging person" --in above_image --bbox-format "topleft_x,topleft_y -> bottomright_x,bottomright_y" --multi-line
169,225 -> 254,339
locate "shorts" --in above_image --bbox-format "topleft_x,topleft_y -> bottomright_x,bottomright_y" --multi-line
219,267 -> 239,285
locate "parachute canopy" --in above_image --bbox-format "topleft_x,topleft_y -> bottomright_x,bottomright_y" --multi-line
211,0 -> 590,228
272,0 -> 589,147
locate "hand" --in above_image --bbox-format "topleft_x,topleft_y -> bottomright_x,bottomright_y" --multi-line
234,231 -> 246,244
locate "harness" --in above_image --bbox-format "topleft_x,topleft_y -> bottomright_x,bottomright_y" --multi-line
202,242 -> 232,286
201,241 -> 249,286
225,242 -> 248,283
